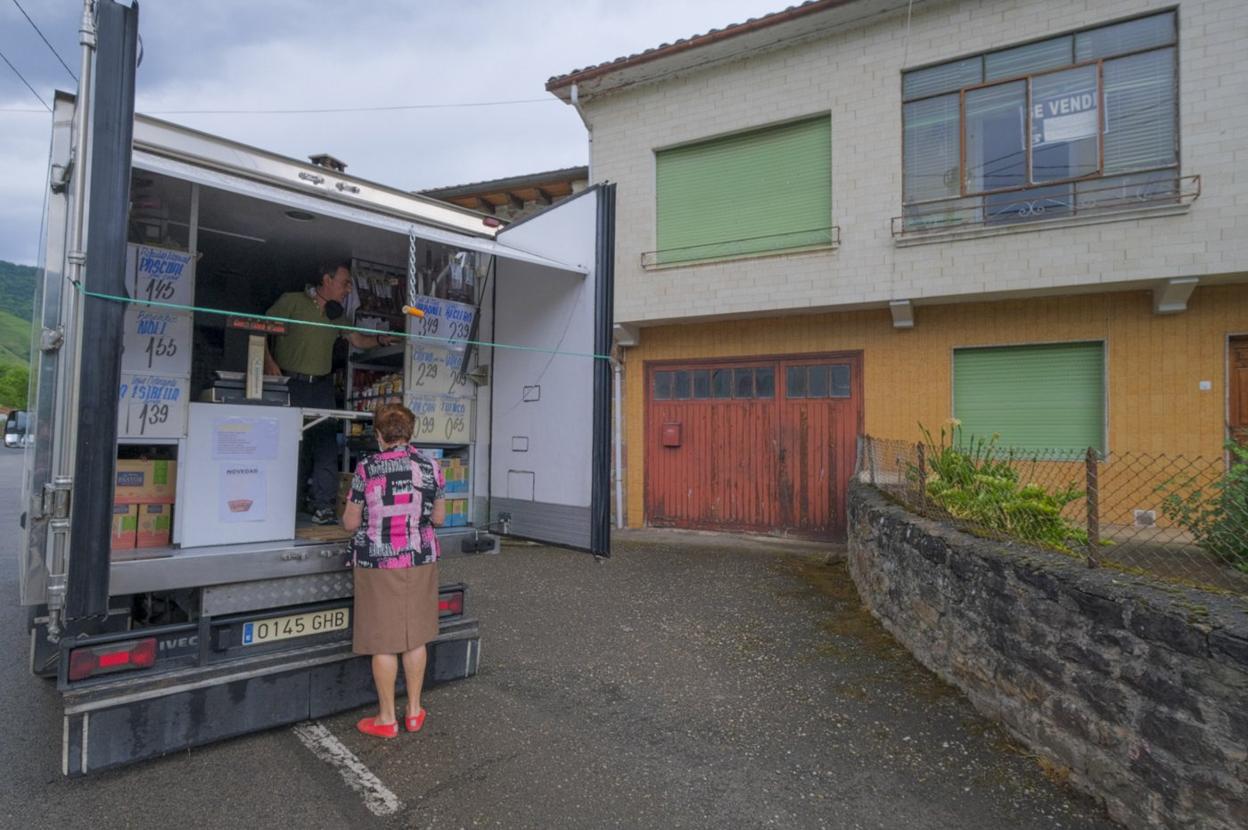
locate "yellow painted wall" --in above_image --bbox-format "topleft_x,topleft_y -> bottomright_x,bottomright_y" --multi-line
621,285 -> 1248,528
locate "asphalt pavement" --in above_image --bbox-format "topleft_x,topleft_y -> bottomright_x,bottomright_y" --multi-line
0,449 -> 1113,829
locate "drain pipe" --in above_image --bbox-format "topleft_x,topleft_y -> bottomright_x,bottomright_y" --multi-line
611,351 -> 625,530
569,83 -> 592,182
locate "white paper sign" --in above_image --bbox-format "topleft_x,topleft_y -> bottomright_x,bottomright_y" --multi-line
121,306 -> 193,375
118,373 -> 189,438
212,417 -> 280,461
406,394 -> 472,444
127,244 -> 196,306
408,343 -> 473,399
220,465 -> 267,523
1032,89 -> 1098,146
408,294 -> 476,353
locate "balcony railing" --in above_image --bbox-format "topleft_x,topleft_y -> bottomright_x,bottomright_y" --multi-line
891,172 -> 1200,240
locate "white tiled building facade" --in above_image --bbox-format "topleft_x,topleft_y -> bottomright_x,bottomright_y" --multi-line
570,0 -> 1246,324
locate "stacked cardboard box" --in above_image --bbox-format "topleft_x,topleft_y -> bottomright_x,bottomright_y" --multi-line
113,459 -> 177,550
137,504 -> 172,548
114,459 -> 177,504
111,505 -> 138,549
445,498 -> 469,527
442,456 -> 470,495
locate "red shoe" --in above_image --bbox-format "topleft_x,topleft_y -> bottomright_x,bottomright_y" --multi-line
404,708 -> 427,733
356,717 -> 399,739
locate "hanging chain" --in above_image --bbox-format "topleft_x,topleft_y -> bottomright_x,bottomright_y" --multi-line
406,226 -> 418,307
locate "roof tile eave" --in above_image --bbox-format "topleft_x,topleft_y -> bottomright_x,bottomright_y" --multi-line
545,0 -> 857,91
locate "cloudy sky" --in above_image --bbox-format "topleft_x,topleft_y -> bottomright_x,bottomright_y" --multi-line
0,0 -> 783,265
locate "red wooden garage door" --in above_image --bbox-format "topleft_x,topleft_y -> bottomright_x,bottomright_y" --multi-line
645,353 -> 863,540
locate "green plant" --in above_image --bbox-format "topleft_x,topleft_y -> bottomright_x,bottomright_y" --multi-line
1159,441 -> 1248,574
916,422 -> 1088,553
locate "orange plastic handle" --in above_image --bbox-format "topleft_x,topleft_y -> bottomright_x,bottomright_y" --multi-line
401,305 -> 426,318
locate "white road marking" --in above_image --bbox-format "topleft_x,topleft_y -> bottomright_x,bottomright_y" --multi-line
292,720 -> 404,817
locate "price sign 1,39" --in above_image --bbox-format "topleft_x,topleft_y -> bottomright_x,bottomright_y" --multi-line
118,373 -> 188,438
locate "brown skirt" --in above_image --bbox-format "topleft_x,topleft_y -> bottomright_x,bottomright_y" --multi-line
352,563 -> 439,655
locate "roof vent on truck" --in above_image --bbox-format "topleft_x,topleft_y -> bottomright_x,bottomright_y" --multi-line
308,153 -> 347,172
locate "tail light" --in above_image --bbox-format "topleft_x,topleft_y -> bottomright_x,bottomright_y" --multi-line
438,591 -> 464,618
68,637 -> 157,682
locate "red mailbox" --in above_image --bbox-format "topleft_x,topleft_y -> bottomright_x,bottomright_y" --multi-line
661,422 -> 682,447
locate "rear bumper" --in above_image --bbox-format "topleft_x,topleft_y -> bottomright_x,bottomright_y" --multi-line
61,618 -> 478,776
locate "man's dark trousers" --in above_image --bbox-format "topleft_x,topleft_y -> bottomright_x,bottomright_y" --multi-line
287,375 -> 337,513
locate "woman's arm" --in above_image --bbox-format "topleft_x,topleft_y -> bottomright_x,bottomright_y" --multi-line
430,498 -> 446,527
342,501 -> 363,531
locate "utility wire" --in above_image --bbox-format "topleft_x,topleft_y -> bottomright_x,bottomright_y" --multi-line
144,97 -> 560,115
3,97 -> 560,116
11,0 -> 76,81
0,45 -> 50,111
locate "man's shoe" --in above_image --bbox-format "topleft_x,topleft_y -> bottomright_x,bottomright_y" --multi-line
311,507 -> 337,525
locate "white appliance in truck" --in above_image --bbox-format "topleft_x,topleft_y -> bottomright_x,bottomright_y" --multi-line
174,403 -> 302,546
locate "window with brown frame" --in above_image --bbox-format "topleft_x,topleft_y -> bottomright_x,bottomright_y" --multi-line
901,11 -> 1178,229
652,367 -> 775,400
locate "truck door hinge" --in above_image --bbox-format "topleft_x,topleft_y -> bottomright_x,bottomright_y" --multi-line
50,157 -> 74,195
40,327 -> 64,352
43,479 -> 72,520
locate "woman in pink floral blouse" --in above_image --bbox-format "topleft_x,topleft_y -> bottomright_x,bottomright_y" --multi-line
342,403 -> 445,739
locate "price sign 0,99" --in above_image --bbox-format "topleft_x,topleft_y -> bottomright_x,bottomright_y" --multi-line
406,394 -> 471,445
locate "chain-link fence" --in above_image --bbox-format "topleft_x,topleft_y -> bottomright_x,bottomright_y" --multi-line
858,433 -> 1248,595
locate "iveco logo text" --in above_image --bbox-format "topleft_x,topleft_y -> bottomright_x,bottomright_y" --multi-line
158,634 -> 198,654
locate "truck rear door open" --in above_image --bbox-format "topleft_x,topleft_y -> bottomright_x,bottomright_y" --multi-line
487,185 -> 614,556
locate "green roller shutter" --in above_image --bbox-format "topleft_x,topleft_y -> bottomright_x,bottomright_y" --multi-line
953,342 -> 1105,453
656,116 -> 832,264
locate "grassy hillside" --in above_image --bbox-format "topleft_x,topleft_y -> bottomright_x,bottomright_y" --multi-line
0,260 -> 36,408
0,308 -> 31,366
0,260 -> 37,322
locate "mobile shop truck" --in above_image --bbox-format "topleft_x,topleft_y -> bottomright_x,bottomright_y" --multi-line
12,0 -> 613,775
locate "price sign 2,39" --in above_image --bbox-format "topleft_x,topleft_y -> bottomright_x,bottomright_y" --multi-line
409,295 -> 476,352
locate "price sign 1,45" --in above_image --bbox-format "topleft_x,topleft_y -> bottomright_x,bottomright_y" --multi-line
144,279 -> 177,302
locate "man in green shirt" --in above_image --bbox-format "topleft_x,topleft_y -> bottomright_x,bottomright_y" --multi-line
265,261 -> 393,524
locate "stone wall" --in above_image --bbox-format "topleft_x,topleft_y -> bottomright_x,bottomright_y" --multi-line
846,482 -> 1248,829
